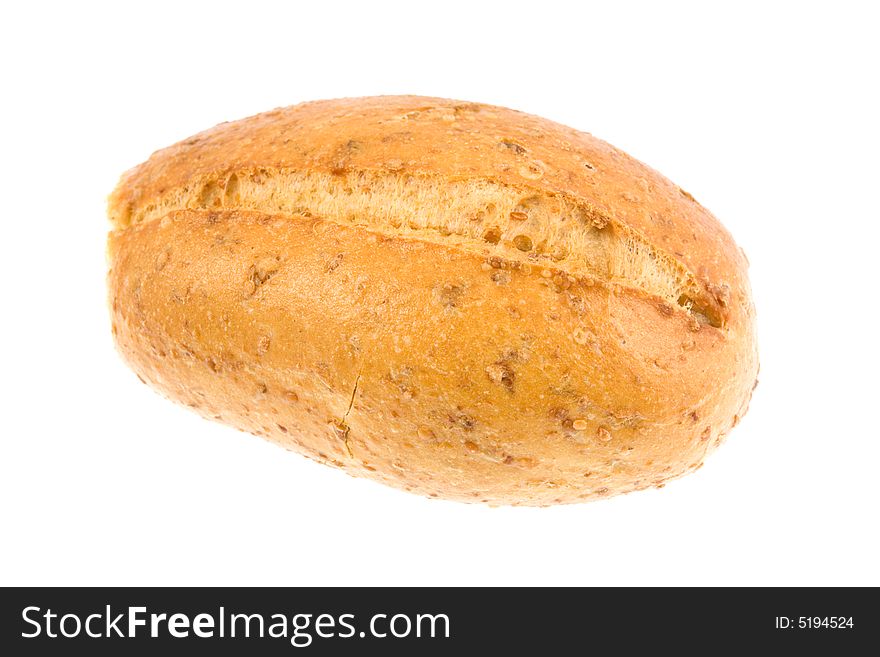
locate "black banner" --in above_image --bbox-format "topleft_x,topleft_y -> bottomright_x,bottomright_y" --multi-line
1,587 -> 875,654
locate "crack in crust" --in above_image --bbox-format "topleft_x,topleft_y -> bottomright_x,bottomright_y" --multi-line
110,167 -> 723,327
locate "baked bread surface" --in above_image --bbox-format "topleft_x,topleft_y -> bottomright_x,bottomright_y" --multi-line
108,96 -> 758,505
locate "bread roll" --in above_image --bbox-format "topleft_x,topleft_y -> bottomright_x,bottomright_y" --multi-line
107,96 -> 758,505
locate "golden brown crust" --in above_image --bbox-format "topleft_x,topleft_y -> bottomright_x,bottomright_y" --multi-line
107,96 -> 758,505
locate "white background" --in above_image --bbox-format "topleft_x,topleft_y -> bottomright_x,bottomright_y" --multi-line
1,1 -> 877,586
